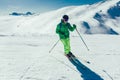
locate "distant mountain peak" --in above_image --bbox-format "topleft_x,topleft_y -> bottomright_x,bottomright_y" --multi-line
9,12 -> 34,16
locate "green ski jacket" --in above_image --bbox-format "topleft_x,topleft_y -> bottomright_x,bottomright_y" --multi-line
56,22 -> 76,39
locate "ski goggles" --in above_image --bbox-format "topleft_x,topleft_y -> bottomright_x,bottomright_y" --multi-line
64,18 -> 68,22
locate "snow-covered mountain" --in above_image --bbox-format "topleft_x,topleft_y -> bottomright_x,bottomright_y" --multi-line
9,12 -> 34,16
0,0 -> 120,36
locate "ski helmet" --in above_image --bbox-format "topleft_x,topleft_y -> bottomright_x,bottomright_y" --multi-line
63,15 -> 69,21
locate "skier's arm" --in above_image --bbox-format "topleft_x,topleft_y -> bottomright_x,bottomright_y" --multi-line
56,24 -> 65,35
68,23 -> 76,31
56,25 -> 60,34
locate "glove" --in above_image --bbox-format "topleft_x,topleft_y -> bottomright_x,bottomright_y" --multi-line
73,24 -> 76,29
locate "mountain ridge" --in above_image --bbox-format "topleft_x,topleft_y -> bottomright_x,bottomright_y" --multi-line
0,0 -> 120,36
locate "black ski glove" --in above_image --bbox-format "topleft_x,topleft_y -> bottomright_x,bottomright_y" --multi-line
73,24 -> 76,29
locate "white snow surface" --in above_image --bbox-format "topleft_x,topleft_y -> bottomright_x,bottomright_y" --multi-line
0,35 -> 120,80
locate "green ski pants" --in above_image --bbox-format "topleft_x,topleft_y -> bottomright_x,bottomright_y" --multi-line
60,38 -> 71,54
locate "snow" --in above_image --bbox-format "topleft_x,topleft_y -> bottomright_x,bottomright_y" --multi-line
0,0 -> 120,80
0,35 -> 120,80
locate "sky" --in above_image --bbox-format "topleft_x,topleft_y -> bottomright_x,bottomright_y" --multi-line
0,0 -> 106,15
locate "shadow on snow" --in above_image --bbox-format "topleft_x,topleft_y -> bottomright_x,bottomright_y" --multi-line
69,58 -> 104,80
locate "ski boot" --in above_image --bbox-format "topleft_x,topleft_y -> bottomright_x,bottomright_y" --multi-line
69,52 -> 76,58
65,53 -> 72,59
65,52 -> 76,60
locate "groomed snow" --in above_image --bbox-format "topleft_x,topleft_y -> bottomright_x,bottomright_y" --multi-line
0,35 -> 120,80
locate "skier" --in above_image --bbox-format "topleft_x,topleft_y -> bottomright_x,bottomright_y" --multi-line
56,15 -> 77,59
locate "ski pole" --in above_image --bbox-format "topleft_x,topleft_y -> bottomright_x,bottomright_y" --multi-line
49,39 -> 60,53
76,28 -> 90,51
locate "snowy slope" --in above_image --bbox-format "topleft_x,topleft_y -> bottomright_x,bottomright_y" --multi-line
0,0 -> 120,36
0,35 -> 120,80
0,0 -> 120,80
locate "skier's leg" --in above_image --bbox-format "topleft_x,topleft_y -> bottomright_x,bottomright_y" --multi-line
61,38 -> 70,54
65,38 -> 76,58
66,38 -> 71,53
61,38 -> 71,58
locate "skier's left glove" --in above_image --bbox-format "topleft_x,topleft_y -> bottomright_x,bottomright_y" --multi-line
73,24 -> 76,29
